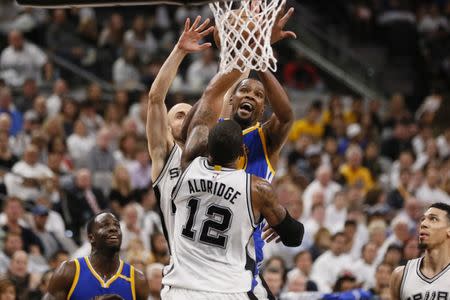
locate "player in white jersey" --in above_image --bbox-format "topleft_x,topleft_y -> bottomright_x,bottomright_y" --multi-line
146,16 -> 214,251
162,44 -> 304,297
390,202 -> 450,300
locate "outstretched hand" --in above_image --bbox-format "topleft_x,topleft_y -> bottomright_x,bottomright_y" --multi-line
177,16 -> 214,53
271,0 -> 297,44
262,223 -> 281,244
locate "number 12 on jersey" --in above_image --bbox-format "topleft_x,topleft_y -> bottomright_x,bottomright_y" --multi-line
181,198 -> 233,248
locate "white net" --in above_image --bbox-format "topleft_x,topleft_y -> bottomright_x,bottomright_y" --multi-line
209,0 -> 283,74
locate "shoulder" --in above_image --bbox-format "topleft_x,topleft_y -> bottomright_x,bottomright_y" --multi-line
49,259 -> 78,289
391,265 -> 406,285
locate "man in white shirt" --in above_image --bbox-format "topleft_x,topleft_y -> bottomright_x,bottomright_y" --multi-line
46,79 -> 68,117
0,30 -> 47,87
120,203 -> 150,251
310,232 -> 352,293
7,144 -> 53,200
186,47 -> 218,93
303,164 -> 341,219
416,166 -> 450,205
349,241 -> 378,289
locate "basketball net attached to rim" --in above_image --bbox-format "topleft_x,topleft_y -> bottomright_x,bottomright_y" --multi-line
209,0 -> 284,74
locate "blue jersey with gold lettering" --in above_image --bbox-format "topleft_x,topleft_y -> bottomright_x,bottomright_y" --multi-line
68,257 -> 136,300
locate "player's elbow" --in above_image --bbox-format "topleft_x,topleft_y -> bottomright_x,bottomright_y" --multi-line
273,211 -> 304,247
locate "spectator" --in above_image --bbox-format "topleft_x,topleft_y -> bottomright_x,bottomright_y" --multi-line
67,120 -> 95,169
437,127 -> 450,158
388,167 -> 413,209
0,30 -> 48,87
289,100 -> 324,142
0,232 -> 23,274
0,276 -> 15,300
375,215 -> 411,266
15,78 -> 38,113
368,262 -> 393,297
148,232 -> 169,265
126,141 -> 151,190
290,250 -> 318,291
349,242 -> 378,289
30,205 -> 75,260
114,134 -> 137,168
262,268 -> 284,298
6,250 -> 40,300
146,263 -> 163,300
65,169 -> 107,242
416,166 -> 450,205
87,127 -> 115,174
339,145 -> 374,193
418,4 -> 449,35
309,227 -> 331,261
112,44 -> 141,91
120,203 -> 150,251
1,197 -> 43,253
380,119 -> 413,161
303,203 -> 326,249
333,272 -> 357,293
303,164 -> 341,218
186,48 -> 218,93
311,232 -> 352,293
124,15 -> 157,63
0,131 -> 18,173
98,13 -> 125,54
286,269 -> 307,293
46,79 -> 68,117
28,269 -> 53,300
0,87 -> 23,136
78,100 -> 104,135
109,165 -> 134,215
324,190 -> 348,234
8,144 -> 53,201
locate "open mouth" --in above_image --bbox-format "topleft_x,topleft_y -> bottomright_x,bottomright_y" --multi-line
419,232 -> 429,239
107,234 -> 119,241
239,101 -> 255,114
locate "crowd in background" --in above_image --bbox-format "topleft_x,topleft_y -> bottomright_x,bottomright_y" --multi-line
0,0 -> 449,299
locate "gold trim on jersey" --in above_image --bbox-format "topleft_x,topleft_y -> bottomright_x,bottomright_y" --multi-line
67,259 -> 80,300
131,266 -> 136,300
84,257 -> 124,288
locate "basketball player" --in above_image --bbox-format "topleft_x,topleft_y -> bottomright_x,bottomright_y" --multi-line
44,212 -> 149,299
182,5 -> 296,298
162,119 -> 304,299
390,202 -> 450,299
147,16 -> 213,252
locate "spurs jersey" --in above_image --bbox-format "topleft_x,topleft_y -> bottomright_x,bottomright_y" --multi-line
400,257 -> 450,300
152,143 -> 182,253
163,157 -> 258,293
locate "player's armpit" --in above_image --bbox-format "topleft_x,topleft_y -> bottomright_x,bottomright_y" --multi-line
133,268 -> 150,300
44,260 -> 77,300
390,266 -> 405,300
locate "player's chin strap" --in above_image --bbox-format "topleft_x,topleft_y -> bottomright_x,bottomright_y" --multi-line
272,210 -> 304,247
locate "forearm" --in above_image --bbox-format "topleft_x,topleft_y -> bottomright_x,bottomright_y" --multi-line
148,44 -> 187,102
257,71 -> 293,124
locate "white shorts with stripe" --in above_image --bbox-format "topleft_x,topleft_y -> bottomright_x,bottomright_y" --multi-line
161,286 -> 249,300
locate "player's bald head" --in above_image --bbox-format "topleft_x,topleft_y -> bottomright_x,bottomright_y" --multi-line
167,103 -> 192,142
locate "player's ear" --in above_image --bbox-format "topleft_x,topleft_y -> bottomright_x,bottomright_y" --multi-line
88,233 -> 95,244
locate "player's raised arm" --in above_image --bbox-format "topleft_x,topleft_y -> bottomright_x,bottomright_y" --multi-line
43,260 -> 77,300
181,68 -> 245,170
390,265 -> 405,300
251,175 -> 304,247
147,16 -> 213,182
259,70 -> 294,154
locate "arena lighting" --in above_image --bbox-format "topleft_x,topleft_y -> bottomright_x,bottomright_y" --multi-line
16,0 -> 227,7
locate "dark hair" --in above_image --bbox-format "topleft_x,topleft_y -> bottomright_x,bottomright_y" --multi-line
310,100 -> 323,111
293,250 -> 311,264
376,262 -> 394,272
429,202 -> 450,223
208,120 -> 243,165
344,219 -> 357,228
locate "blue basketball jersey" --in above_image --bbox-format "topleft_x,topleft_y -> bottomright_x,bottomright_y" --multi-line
238,122 -> 275,182
68,257 -> 136,300
238,122 -> 275,290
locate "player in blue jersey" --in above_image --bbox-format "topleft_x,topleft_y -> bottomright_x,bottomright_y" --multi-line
44,212 -> 149,300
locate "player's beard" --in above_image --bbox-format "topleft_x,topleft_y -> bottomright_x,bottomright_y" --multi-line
418,241 -> 428,251
233,111 -> 253,129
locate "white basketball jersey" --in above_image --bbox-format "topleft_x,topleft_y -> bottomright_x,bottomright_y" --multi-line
162,157 -> 258,293
400,256 -> 450,300
152,144 -> 182,252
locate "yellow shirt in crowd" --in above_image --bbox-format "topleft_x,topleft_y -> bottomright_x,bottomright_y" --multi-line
339,164 -> 374,192
289,119 -> 324,141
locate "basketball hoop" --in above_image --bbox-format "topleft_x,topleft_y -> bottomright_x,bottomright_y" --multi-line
209,0 -> 283,74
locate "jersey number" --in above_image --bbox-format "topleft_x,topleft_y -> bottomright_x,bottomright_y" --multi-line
181,198 -> 232,248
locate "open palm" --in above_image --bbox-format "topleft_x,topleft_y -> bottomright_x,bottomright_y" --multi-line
178,16 -> 214,53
